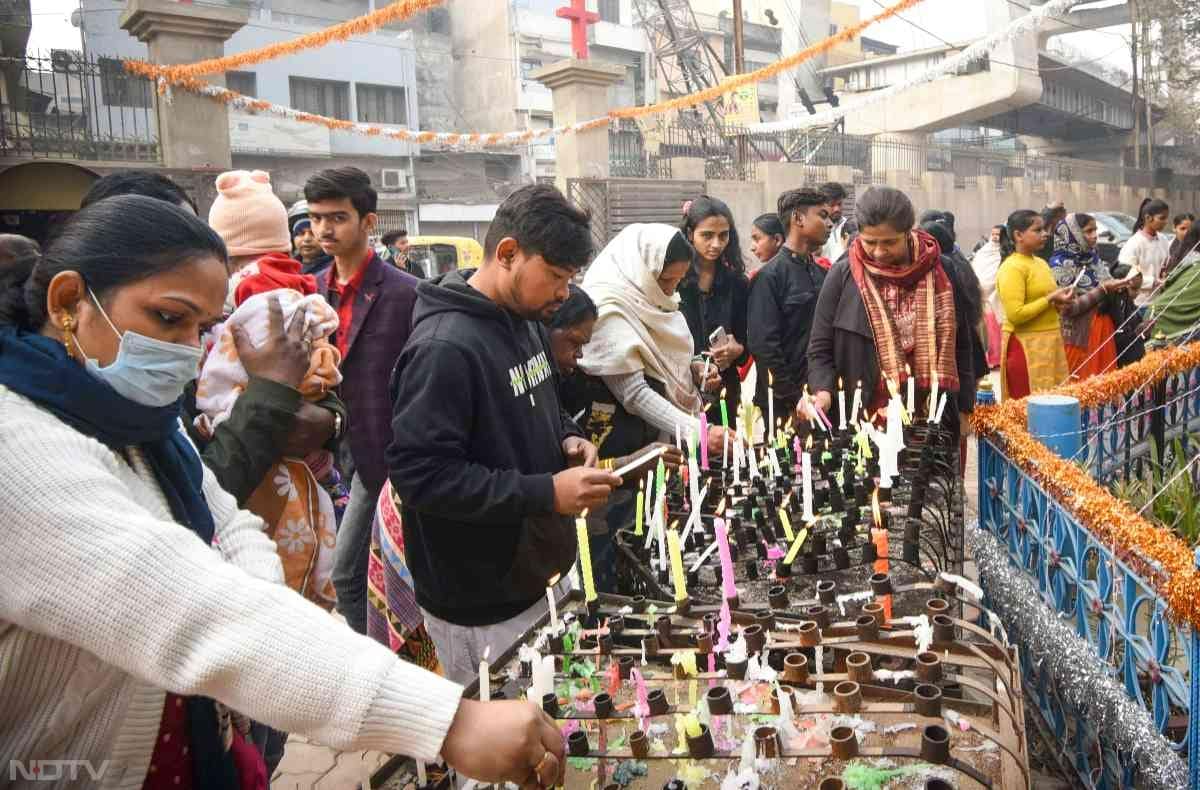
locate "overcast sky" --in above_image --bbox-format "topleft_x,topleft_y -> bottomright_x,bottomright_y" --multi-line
27,0 -> 1133,73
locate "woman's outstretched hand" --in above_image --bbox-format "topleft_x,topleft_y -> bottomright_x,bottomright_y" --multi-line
440,699 -> 566,788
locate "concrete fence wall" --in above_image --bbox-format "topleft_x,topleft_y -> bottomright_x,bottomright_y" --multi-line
672,157 -> 1200,269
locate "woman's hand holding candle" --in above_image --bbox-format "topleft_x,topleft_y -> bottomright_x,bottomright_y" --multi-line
552,467 -> 622,515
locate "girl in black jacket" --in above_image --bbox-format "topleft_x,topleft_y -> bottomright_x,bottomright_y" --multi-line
678,196 -> 750,425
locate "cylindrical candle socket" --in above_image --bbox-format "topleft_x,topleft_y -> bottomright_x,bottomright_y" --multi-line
593,692 -> 614,718
705,685 -> 734,714
768,585 -> 789,609
845,651 -> 872,684
783,652 -> 808,684
856,614 -> 879,641
833,680 -> 861,713
542,693 -> 559,717
913,683 -> 943,717
819,779 -> 847,790
816,579 -> 836,604
646,688 -> 669,715
921,724 -> 951,764
932,614 -> 956,643
926,597 -> 950,618
798,620 -> 821,647
754,726 -> 780,758
830,725 -> 858,759
685,723 -> 714,758
807,605 -> 830,630
915,651 -> 942,682
630,730 -> 649,759
567,729 -> 590,757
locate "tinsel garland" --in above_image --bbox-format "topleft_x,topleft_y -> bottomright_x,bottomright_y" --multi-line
748,0 -> 1081,133
124,0 -> 444,84
970,524 -> 1189,790
972,340 -> 1200,630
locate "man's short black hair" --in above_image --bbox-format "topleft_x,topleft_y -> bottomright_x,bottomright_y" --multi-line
483,184 -> 592,270
304,166 -> 377,218
381,229 -> 408,246
818,181 -> 848,203
777,188 -> 828,228
80,170 -> 197,214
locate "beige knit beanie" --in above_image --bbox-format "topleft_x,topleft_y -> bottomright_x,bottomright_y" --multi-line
208,170 -> 291,257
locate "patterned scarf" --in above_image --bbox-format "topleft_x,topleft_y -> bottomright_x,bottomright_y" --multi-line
1048,214 -> 1109,290
848,229 -> 959,398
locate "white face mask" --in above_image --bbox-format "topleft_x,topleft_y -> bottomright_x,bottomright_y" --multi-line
72,289 -> 202,408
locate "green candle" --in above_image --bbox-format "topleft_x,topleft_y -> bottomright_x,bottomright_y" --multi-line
719,389 -> 729,428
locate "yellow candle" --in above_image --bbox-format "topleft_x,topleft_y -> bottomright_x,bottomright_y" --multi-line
778,505 -> 795,543
635,479 -> 645,536
683,713 -> 703,739
576,510 -> 597,602
783,526 -> 810,566
667,528 -> 688,602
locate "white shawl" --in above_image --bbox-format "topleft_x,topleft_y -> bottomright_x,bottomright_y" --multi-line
579,223 -> 700,413
973,241 -> 1005,322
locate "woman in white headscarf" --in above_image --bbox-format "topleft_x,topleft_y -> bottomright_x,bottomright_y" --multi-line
973,224 -> 1005,369
580,223 -> 729,458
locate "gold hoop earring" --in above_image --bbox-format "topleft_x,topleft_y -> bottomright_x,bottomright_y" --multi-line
61,314 -> 76,350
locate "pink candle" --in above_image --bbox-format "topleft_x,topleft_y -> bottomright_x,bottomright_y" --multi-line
793,436 -> 801,474
716,597 -> 732,652
699,413 -> 709,470
715,518 -> 737,601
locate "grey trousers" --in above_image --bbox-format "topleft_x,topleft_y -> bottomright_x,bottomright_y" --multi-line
422,576 -> 573,685
333,472 -> 380,634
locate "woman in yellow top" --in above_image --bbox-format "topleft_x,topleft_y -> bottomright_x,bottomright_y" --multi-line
996,209 -> 1074,399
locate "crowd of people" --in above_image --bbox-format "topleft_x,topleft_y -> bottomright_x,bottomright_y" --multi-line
0,162 -> 1192,790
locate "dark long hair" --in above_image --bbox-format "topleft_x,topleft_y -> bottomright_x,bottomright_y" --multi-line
1167,222 -> 1200,273
855,187 -> 915,233
548,284 -> 598,330
681,195 -> 744,274
0,195 -> 227,330
999,209 -> 1040,260
1133,197 -> 1170,233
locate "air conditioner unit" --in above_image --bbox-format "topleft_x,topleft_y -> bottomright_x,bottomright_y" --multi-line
381,167 -> 413,193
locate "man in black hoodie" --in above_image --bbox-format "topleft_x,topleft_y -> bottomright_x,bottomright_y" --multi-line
387,184 -> 621,683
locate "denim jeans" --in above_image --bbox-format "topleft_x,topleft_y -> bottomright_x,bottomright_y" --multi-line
332,472 -> 380,634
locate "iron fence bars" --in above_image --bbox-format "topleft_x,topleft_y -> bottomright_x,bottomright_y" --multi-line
1,51 -> 159,163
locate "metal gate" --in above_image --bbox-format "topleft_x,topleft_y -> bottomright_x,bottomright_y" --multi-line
566,178 -> 706,256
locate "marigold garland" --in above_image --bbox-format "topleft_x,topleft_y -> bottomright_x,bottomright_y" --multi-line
123,0 -> 444,84
120,0 -> 927,147
609,0 -> 927,121
972,340 -> 1200,631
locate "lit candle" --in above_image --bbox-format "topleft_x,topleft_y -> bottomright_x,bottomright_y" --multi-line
801,435 -> 814,521
479,646 -> 491,702
699,412 -> 709,471
645,469 -> 654,524
905,364 -> 915,416
871,490 -> 892,619
928,371 -> 939,423
803,385 -> 817,431
675,423 -> 682,450
934,391 -> 948,424
546,573 -> 560,632
683,713 -> 703,739
635,479 -> 645,536
837,376 -> 847,431
576,510 -> 597,602
767,371 -> 775,443
714,518 -> 737,601
667,527 -> 688,602
719,388 -> 729,428
850,380 -> 863,430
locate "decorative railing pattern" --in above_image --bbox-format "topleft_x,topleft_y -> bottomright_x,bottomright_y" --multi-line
974,341 -> 1200,788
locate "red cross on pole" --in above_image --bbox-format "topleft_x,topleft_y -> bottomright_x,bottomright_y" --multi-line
556,0 -> 600,60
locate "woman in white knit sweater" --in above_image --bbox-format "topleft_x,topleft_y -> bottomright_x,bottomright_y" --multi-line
0,196 -> 564,789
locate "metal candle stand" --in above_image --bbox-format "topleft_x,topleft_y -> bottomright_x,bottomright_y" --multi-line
427,586 -> 1028,789
615,423 -> 966,621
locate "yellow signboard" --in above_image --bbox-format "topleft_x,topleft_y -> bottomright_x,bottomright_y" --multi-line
720,80 -> 761,127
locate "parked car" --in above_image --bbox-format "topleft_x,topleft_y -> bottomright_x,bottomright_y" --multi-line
1090,211 -> 1135,265
405,235 -> 484,278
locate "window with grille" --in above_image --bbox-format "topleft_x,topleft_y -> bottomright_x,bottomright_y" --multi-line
356,83 -> 407,125
598,0 -> 619,23
227,71 -> 257,97
99,57 -> 152,108
289,76 -> 350,120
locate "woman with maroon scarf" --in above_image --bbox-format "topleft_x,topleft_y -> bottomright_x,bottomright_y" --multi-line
807,187 -> 976,441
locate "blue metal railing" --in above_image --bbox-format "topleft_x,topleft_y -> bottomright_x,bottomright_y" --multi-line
979,438 -> 1193,787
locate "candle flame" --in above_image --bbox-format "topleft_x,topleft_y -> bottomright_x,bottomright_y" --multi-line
905,363 -> 911,375
838,376 -> 843,388
872,489 -> 881,527
805,434 -> 813,450
669,519 -> 680,531
581,508 -> 589,518
886,378 -> 898,396
769,371 -> 774,386
639,477 -> 645,491
855,379 -> 862,389
716,497 -> 727,513
548,573 -> 561,586
721,387 -> 727,397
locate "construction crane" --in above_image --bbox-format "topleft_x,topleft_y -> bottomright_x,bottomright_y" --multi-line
633,0 -> 731,152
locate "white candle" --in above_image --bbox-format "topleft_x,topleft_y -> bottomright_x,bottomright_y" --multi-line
722,427 -> 729,470
837,377 -> 847,431
850,380 -> 863,430
928,371 -> 939,423
546,577 -> 560,633
416,761 -> 427,787
934,391 -> 949,424
905,365 -> 915,416
479,646 -> 491,702
675,423 -> 682,450
644,469 -> 654,524
801,439 -> 814,521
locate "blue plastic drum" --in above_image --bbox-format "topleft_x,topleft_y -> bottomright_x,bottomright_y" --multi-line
1027,394 -> 1081,460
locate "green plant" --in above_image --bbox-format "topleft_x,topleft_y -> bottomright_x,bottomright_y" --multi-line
1109,436 -> 1200,544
